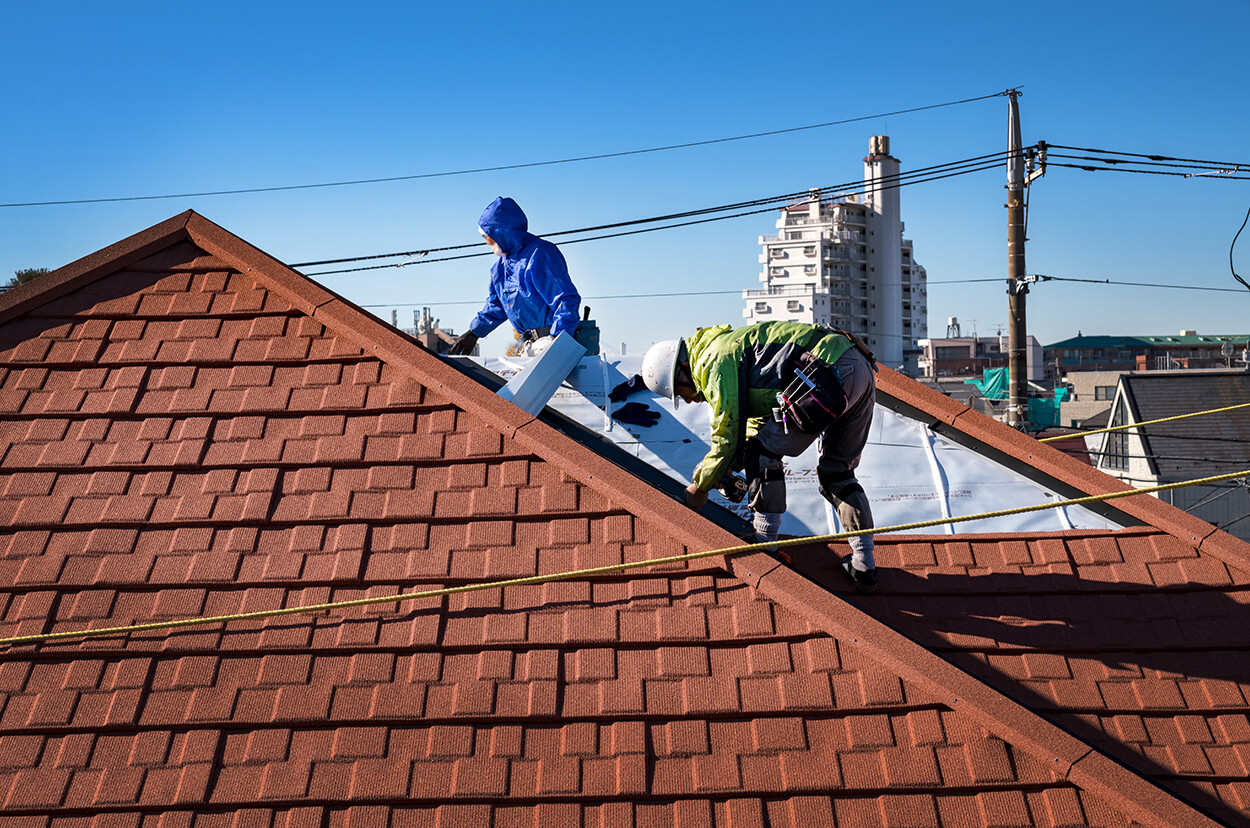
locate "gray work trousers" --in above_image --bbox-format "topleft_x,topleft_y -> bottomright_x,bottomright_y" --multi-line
745,346 -> 876,557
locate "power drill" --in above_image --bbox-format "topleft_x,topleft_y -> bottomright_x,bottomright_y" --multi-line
717,473 -> 748,504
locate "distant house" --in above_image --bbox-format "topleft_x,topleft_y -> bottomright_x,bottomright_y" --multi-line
1058,370 -> 1124,429
1048,332 -> 1250,373
918,334 -> 1043,382
916,377 -> 1002,418
2,212 -> 1250,826
1094,369 -> 1250,543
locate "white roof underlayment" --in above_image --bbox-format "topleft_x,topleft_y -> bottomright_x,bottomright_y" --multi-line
477,354 -> 1125,537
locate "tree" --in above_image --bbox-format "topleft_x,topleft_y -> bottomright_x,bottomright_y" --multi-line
504,329 -> 525,357
6,268 -> 48,289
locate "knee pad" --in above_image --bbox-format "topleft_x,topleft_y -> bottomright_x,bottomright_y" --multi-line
817,469 -> 863,506
744,440 -> 787,514
746,466 -> 785,501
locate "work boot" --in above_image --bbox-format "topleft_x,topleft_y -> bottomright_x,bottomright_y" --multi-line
840,554 -> 878,594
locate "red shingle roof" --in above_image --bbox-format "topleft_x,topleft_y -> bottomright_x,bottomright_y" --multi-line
1,211 -> 1247,827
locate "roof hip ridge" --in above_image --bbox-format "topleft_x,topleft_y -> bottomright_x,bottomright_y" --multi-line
740,560 -> 1227,828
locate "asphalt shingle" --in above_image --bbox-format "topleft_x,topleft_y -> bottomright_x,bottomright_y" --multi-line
1,211 -> 1247,826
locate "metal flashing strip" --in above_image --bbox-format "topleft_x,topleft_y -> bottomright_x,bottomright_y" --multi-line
496,332 -> 585,415
917,419 -> 956,534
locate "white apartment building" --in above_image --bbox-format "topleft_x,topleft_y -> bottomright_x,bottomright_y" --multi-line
743,135 -> 927,371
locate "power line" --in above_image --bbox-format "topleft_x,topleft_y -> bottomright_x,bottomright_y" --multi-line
370,290 -> 749,309
1231,202 -> 1250,291
1219,510 -> 1250,532
1041,143 -> 1250,181
1186,481 -> 1248,512
1127,432 -> 1250,446
300,155 -> 1008,276
1047,152 -> 1247,175
363,280 -> 1001,309
1060,447 -> 1250,466
1048,161 -> 1250,181
295,151 -> 1009,268
1044,275 -> 1250,295
0,91 -> 1010,209
1045,144 -> 1250,170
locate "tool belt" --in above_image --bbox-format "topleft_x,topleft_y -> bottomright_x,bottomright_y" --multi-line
773,352 -> 849,435
519,326 -> 552,344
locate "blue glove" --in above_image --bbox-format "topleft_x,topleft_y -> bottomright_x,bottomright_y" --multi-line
608,374 -> 647,403
611,401 -> 661,427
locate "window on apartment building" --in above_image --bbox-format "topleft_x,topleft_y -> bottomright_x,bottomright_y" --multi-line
1094,386 -> 1115,401
787,300 -> 801,311
770,267 -> 785,276
755,302 -> 768,313
804,265 -> 816,274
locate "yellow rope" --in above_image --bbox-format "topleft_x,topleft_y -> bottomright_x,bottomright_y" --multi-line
1038,400 -> 1250,443
3,468 -> 1248,650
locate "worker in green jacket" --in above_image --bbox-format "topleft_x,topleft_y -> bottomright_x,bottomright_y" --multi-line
640,321 -> 879,593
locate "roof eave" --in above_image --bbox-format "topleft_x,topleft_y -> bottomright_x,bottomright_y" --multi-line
0,210 -> 197,325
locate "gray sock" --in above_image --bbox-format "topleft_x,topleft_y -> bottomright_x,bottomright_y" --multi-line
848,536 -> 875,571
753,512 -> 784,545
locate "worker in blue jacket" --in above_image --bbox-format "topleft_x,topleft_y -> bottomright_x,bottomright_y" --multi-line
448,197 -> 582,356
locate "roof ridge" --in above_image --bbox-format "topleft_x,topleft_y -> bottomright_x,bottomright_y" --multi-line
0,210 -> 196,326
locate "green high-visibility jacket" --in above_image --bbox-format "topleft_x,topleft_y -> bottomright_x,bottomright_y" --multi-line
685,321 -> 854,491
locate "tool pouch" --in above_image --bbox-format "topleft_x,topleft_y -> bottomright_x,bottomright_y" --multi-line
776,357 -> 847,434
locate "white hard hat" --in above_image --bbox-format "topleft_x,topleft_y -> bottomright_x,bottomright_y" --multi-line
641,339 -> 687,409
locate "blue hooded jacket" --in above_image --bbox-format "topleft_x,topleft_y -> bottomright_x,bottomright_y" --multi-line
469,197 -> 581,340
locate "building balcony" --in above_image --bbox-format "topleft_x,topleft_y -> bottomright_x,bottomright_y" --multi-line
781,217 -> 827,229
744,286 -> 816,298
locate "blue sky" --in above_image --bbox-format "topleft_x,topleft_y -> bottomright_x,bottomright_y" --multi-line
3,1 -> 1248,360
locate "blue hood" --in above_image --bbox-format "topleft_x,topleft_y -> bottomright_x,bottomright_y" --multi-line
478,197 -> 534,256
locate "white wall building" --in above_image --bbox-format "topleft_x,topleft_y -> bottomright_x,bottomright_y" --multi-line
743,135 -> 927,372
917,334 -> 1043,382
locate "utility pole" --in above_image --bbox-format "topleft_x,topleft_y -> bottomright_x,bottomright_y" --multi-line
1006,90 -> 1029,429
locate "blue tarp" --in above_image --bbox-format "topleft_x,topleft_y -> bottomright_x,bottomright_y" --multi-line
964,367 -> 1009,399
965,369 -> 1068,427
